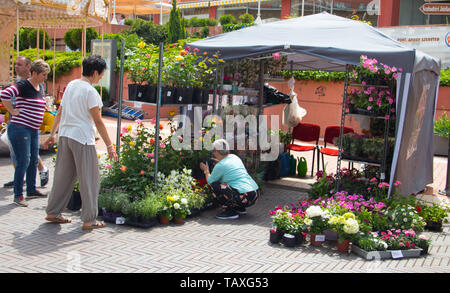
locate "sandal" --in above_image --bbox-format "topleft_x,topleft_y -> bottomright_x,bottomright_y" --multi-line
45,215 -> 72,224
82,221 -> 106,230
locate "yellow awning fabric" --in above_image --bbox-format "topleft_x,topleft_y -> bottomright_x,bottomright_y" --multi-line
209,0 -> 268,7
178,1 -> 209,9
178,0 -> 269,9
114,0 -> 171,15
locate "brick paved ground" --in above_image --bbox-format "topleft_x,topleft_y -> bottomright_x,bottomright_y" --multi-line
0,152 -> 449,273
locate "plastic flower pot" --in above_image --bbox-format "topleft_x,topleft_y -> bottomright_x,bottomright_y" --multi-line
143,85 -> 156,103
175,87 -> 193,104
159,215 -> 171,225
67,190 -> 81,211
309,233 -> 326,246
173,217 -> 185,224
192,88 -> 203,104
295,233 -> 304,245
337,239 -> 351,253
128,84 -> 138,101
425,221 -> 443,232
282,233 -> 296,247
269,230 -> 282,244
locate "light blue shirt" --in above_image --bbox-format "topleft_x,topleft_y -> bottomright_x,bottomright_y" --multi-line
207,154 -> 259,193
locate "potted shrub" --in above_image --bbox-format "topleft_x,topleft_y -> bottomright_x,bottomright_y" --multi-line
137,194 -> 161,227
433,113 -> 449,156
98,191 -> 129,223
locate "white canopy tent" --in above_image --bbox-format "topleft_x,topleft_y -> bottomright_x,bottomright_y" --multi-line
186,12 -> 441,196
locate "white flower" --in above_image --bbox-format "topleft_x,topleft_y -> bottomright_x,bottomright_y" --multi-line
305,206 -> 324,218
343,218 -> 359,234
174,203 -> 180,209
403,218 -> 408,222
181,198 -> 188,205
304,218 -> 312,226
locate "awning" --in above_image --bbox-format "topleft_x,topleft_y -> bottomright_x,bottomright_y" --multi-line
178,1 -> 209,9
178,0 -> 270,9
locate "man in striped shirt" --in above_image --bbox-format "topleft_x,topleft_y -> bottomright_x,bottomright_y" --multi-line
0,59 -> 50,207
3,56 -> 50,189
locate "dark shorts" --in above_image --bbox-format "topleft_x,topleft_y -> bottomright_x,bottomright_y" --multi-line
210,181 -> 259,209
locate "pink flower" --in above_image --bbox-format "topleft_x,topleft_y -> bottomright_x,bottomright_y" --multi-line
151,159 -> 155,163
120,165 -> 127,172
272,52 -> 280,60
150,118 -> 157,124
160,143 -> 165,148
367,106 -> 372,111
105,164 -> 111,169
186,46 -> 191,51
135,119 -> 142,124
394,180 -> 402,186
145,54 -> 151,58
385,115 -> 390,120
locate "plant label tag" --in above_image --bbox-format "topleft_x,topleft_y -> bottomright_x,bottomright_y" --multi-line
315,235 -> 325,242
137,92 -> 142,98
134,102 -> 142,108
188,104 -> 192,111
179,96 -> 183,102
167,91 -> 172,97
115,217 -> 125,225
391,250 -> 403,259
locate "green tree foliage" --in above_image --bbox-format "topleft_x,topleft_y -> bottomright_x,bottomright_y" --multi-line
167,0 -> 186,43
27,29 -> 51,50
14,28 -> 34,51
239,13 -> 255,24
219,14 -> 238,26
128,18 -> 168,45
64,28 -> 99,52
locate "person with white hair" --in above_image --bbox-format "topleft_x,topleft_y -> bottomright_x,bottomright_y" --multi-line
200,139 -> 259,220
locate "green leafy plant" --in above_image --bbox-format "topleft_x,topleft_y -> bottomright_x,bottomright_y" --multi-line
387,205 -> 426,232
94,85 -> 110,103
239,13 -> 255,24
167,0 -> 186,43
417,202 -> 450,224
127,18 -> 168,45
434,112 -> 450,138
353,232 -> 388,251
64,28 -> 98,52
98,191 -> 129,214
219,14 -> 238,26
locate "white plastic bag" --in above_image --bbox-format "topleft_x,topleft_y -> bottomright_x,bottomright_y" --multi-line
283,89 -> 307,128
0,123 -> 9,145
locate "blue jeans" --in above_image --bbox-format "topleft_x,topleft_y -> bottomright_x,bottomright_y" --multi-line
7,123 -> 39,197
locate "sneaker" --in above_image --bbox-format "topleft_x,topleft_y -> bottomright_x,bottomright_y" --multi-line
234,206 -> 247,215
26,190 -> 48,199
3,181 -> 14,188
40,169 -> 49,187
215,208 -> 239,220
14,196 -> 28,207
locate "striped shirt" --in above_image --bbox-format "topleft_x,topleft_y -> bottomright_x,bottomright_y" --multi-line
0,79 -> 46,130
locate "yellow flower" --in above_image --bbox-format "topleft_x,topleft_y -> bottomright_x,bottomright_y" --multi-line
175,55 -> 184,61
129,141 -> 135,146
218,59 -> 225,63
54,148 -> 58,152
168,110 -> 176,116
127,124 -> 133,131
138,41 -> 146,49
212,54 -> 218,58
167,196 -> 174,202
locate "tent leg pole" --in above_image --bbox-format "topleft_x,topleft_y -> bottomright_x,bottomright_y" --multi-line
154,42 -> 164,186
116,40 -> 125,158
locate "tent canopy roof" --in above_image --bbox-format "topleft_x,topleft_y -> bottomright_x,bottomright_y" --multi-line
186,12 -> 420,73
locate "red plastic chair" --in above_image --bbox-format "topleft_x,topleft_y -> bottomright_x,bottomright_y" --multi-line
320,126 -> 354,172
286,122 -> 321,177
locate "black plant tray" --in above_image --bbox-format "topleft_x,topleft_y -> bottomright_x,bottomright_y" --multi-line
126,217 -> 158,229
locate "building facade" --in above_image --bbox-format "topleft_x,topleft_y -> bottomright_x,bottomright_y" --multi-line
153,0 -> 449,27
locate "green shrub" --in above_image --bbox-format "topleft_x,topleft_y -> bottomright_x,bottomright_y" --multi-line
434,112 -> 450,138
239,13 -> 255,24
200,27 -> 210,38
219,14 -> 237,26
124,18 -> 134,26
64,28 -> 99,52
27,29 -> 51,50
98,191 -> 129,214
14,28 -> 34,51
441,67 -> 450,86
128,18 -> 168,45
206,18 -> 218,26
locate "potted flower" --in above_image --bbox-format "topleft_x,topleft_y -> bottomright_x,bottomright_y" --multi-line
418,202 -> 450,232
433,112 -> 449,156
304,206 -> 330,246
416,235 -> 432,255
125,41 -> 157,102
269,207 -> 291,243
328,212 -> 360,253
387,205 -> 426,232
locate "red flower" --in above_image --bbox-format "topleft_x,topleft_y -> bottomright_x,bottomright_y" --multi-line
159,124 -> 163,130
416,206 -> 422,213
150,138 -> 155,144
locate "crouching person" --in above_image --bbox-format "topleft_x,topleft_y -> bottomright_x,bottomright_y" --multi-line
200,139 -> 260,220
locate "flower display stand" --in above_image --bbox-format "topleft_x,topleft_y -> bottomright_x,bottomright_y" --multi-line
351,245 -> 422,260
